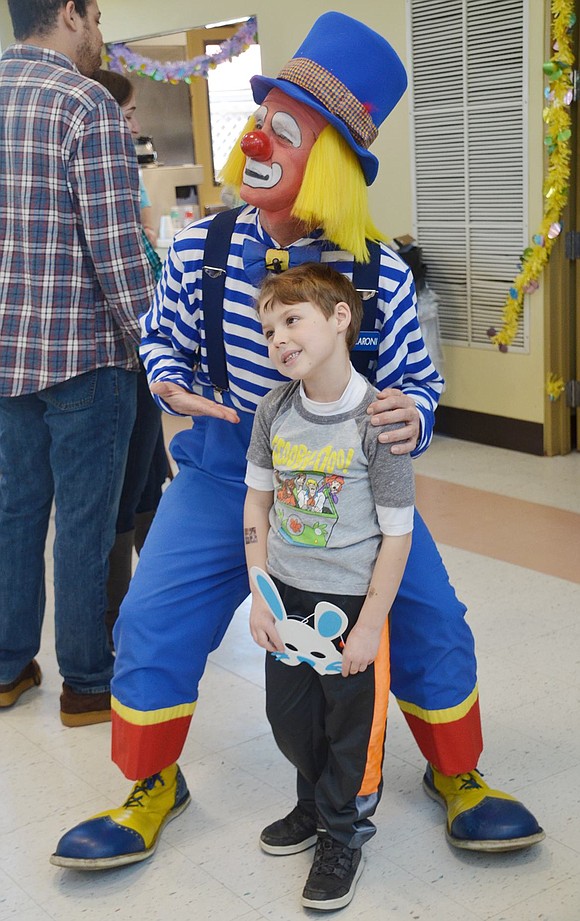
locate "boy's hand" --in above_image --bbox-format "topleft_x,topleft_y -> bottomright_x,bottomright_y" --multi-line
249,600 -> 285,653
366,388 -> 419,454
341,623 -> 382,677
150,380 -> 240,423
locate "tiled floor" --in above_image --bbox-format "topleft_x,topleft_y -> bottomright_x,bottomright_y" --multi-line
1,433 -> 579,920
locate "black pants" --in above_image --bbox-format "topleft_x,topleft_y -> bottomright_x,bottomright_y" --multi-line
265,580 -> 390,850
116,365 -> 167,533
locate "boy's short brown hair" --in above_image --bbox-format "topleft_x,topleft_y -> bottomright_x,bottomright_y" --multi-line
257,263 -> 363,351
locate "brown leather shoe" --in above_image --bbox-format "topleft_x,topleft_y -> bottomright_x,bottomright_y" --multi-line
0,660 -> 42,708
60,684 -> 111,727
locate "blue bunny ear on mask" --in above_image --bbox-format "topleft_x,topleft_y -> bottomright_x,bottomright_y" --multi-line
249,566 -> 286,622
317,609 -> 344,638
313,602 -> 349,640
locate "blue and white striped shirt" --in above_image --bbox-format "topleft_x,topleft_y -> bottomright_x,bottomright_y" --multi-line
140,206 -> 444,455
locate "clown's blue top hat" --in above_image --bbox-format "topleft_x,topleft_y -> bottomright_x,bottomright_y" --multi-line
250,11 -> 407,185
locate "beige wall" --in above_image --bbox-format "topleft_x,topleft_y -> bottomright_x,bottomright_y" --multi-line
0,0 -> 548,427
437,4 -> 546,425
0,1 -> 13,48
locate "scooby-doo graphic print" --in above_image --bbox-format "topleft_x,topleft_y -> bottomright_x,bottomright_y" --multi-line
274,469 -> 343,547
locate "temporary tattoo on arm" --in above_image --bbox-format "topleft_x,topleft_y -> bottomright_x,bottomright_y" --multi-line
244,527 -> 258,545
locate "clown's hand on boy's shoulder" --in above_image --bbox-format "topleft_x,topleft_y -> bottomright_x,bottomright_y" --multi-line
249,598 -> 285,654
150,380 -> 240,424
366,388 -> 420,455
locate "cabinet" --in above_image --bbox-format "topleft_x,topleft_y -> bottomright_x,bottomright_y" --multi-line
140,163 -> 204,247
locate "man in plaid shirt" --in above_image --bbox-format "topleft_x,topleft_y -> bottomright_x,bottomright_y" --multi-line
0,0 -> 154,725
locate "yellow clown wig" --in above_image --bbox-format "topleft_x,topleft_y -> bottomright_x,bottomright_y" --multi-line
219,119 -> 386,263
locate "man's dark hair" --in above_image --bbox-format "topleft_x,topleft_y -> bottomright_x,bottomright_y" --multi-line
8,0 -> 89,41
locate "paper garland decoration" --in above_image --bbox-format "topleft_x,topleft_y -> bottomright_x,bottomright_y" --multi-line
104,16 -> 258,84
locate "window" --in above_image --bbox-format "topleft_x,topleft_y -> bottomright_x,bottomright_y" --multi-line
206,42 -> 262,181
408,0 -> 528,349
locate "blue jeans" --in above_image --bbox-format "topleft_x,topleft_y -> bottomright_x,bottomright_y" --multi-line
0,368 -> 137,692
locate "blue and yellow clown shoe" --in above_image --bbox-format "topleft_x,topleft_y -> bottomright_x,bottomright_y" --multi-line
423,764 -> 545,852
50,763 -> 190,869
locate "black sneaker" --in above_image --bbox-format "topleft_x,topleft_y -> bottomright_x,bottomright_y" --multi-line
260,804 -> 318,855
301,833 -> 364,911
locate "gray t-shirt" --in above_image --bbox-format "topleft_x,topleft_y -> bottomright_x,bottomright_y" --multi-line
246,377 -> 415,595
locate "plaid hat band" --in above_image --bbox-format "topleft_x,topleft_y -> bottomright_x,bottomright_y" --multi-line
277,58 -> 378,150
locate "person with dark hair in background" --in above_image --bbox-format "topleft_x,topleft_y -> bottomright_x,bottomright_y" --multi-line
93,68 -> 169,646
0,0 -> 153,724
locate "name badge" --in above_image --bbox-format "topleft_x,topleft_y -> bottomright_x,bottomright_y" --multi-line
353,330 -> 379,351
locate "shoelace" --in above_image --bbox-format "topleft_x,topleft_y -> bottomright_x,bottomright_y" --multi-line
123,772 -> 165,808
311,836 -> 355,878
455,770 -> 484,792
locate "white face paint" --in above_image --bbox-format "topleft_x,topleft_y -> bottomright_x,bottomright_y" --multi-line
240,91 -> 328,215
270,111 -> 302,148
242,158 -> 283,189
241,107 -> 302,190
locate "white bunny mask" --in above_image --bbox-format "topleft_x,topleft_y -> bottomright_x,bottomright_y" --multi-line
250,567 -> 348,676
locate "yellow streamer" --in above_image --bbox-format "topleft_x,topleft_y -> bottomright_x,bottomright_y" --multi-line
546,372 -> 566,401
492,0 -> 575,349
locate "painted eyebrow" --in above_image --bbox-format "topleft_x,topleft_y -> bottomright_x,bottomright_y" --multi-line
271,111 -> 302,146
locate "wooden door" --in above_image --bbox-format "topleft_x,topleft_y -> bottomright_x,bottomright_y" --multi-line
186,25 -> 237,216
543,3 -> 578,454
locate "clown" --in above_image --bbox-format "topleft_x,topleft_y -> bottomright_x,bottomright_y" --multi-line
51,12 -> 543,873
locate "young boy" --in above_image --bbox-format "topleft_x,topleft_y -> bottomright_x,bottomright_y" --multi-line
244,263 -> 415,911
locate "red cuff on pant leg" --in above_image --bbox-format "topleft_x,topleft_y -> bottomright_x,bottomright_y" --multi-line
402,697 -> 483,775
111,710 -> 193,780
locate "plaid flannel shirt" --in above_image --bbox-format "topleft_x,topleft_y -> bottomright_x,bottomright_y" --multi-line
0,45 -> 154,397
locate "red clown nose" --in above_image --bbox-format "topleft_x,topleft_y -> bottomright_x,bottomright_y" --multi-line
240,130 -> 273,160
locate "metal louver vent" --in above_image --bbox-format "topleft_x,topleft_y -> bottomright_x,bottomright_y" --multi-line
408,0 -> 528,350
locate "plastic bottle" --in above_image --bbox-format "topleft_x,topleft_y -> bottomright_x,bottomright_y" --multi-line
170,206 -> 181,232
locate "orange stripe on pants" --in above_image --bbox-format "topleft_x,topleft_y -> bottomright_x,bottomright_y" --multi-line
359,621 -> 390,796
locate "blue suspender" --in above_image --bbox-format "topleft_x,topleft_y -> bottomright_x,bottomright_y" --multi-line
202,209 -> 381,392
350,240 -> 381,384
201,207 -> 243,395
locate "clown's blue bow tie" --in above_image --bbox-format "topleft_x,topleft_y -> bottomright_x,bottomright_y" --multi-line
242,239 -> 321,286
